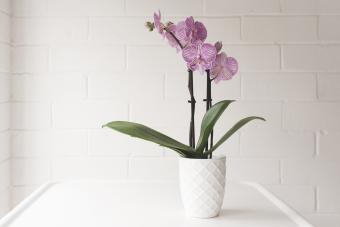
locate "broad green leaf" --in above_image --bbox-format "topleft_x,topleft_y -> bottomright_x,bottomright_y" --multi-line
103,121 -> 197,158
195,100 -> 234,154
204,116 -> 265,157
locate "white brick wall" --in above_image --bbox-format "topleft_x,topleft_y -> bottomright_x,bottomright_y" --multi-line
242,16 -> 317,42
284,102 -> 340,131
224,45 -> 281,71
0,0 -> 339,226
283,45 -> 340,71
205,0 -> 281,14
228,158 -> 280,184
318,73 -> 340,100
48,0 -> 125,17
242,73 -> 316,101
0,0 -> 10,218
126,0 -> 203,16
12,46 -> 48,73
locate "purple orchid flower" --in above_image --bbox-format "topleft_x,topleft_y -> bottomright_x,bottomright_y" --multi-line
182,41 -> 217,71
175,17 -> 207,47
211,52 -> 238,83
185,17 -> 207,43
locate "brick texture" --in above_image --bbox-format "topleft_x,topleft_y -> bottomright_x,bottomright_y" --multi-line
3,1 -> 340,226
0,1 -> 10,217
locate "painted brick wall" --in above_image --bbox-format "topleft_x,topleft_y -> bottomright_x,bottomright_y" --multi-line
0,0 -> 11,218
6,0 -> 340,226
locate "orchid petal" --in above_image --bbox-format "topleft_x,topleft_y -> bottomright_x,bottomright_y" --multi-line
187,58 -> 199,71
153,10 -> 163,34
175,21 -> 190,46
226,57 -> 238,75
182,44 -> 198,63
201,43 -> 217,63
194,21 -> 207,42
222,67 -> 234,80
185,17 -> 195,29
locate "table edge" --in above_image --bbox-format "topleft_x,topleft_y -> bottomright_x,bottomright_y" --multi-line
0,182 -> 55,227
0,181 -> 315,227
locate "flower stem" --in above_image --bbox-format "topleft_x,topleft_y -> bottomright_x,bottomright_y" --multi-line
164,27 -> 196,150
164,28 -> 184,49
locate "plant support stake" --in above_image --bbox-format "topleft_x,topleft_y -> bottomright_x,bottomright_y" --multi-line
188,69 -> 196,148
204,70 -> 213,158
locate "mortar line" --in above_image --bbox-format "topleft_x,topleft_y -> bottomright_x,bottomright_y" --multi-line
314,131 -> 320,157
314,186 -> 319,212
315,72 -> 320,100
278,160 -> 283,184
316,15 -> 320,41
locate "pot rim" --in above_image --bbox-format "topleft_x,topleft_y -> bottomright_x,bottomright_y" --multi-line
178,154 -> 226,161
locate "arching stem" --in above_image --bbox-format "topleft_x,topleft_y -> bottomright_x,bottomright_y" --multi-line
164,28 -> 184,49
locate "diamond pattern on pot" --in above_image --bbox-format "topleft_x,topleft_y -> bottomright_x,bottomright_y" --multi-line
179,156 -> 226,218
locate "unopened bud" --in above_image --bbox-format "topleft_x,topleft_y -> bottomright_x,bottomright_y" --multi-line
214,41 -> 223,53
145,21 -> 154,31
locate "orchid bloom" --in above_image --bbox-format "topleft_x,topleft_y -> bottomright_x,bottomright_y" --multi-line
185,17 -> 207,43
211,52 -> 238,83
182,41 -> 217,71
175,17 -> 207,47
210,41 -> 238,83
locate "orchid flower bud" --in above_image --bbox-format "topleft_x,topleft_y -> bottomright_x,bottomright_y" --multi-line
145,21 -> 154,31
214,41 -> 223,53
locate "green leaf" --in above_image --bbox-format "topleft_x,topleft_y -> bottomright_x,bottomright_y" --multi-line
103,121 -> 197,158
204,116 -> 265,157
195,100 -> 234,154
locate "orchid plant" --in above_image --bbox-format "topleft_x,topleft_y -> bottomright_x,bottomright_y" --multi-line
104,11 -> 265,159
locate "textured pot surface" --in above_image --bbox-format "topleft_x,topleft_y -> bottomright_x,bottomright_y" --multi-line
179,156 -> 226,218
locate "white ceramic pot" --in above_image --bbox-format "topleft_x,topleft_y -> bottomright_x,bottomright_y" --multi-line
179,155 -> 226,218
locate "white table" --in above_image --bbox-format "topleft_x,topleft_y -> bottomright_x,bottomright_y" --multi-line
0,181 -> 314,227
